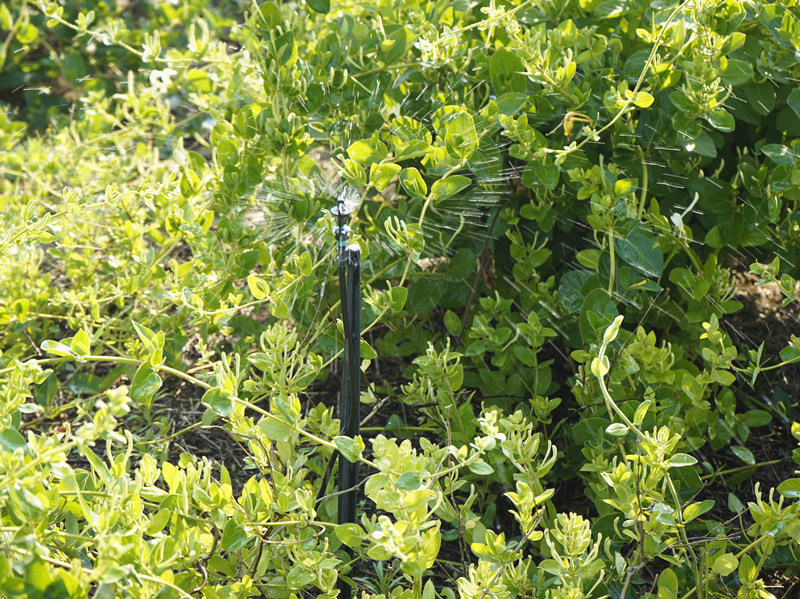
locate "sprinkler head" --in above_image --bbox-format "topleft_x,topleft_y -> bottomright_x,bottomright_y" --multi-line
331,200 -> 352,252
330,203 -> 352,219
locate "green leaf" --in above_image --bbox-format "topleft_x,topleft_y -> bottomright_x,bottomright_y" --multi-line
613,178 -> 636,196
335,523 -> 364,547
704,108 -> 735,132
728,492 -> 745,513
347,139 -> 388,166
761,144 -> 795,167
669,90 -> 698,114
257,1 -> 281,27
657,568 -> 678,599
0,429 -> 27,453
389,117 -> 432,146
580,288 -> 618,343
306,0 -> 330,13
720,59 -> 753,86
67,374 -> 102,395
403,489 -> 436,512
203,388 -> 233,416
216,139 -> 238,166
393,140 -> 432,161
633,399 -> 651,426
399,167 -> 427,198
711,553 -> 738,576
70,330 -> 91,358
221,520 -> 248,552
10,298 -> 29,322
444,310 -> 461,336
82,446 -> 112,482
787,88 -> 800,120
146,508 -> 172,535
489,48 -> 527,94
468,459 -> 494,475
666,453 -> 698,468
275,31 -> 297,66
259,415 -> 293,439
15,23 -> 39,44
593,0 -> 636,18
360,339 -> 377,359
739,554 -> 757,584
445,113 -> 479,160
334,436 -> 362,462
687,130 -> 717,158
388,285 -> 407,313
683,499 -> 714,522
745,82 -> 775,116
670,268 -> 710,302
132,320 -> 155,350
779,345 -> 800,363
40,340 -> 73,358
341,159 -> 367,187
731,446 -> 755,465
185,69 -> 213,94
247,276 -> 269,299
430,175 -> 471,201
294,251 -> 313,277
522,162 -> 559,190
633,91 -> 653,108
396,472 -> 421,491
558,270 -> 595,312
447,248 -> 475,281
777,478 -> 800,499
370,163 -> 401,193
130,364 -> 162,399
271,298 -> 290,319
408,277 -> 444,314
605,423 -> 628,437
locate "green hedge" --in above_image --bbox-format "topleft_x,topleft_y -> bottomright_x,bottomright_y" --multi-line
1,0 -> 800,597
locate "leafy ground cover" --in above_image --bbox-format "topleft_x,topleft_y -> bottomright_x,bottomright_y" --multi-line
2,0 -> 800,597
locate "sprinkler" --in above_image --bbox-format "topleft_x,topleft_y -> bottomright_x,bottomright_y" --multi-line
331,191 -> 361,599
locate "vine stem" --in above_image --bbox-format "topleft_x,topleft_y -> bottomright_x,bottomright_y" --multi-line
699,458 -> 786,482
679,536 -> 768,599
232,397 -> 380,470
594,316 -> 700,575
24,550 -> 195,599
548,0 -> 691,159
424,0 -> 535,51
5,355 -> 213,389
42,9 -> 228,65
608,228 -> 616,295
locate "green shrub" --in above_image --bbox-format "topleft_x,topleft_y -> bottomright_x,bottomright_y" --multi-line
1,0 -> 800,597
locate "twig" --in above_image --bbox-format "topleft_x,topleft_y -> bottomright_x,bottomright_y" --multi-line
24,329 -> 43,356
360,396 -> 390,427
780,576 -> 800,599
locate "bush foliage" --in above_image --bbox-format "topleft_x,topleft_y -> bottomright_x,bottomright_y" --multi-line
2,0 -> 800,597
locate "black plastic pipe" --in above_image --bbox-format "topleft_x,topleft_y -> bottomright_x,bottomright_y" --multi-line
331,201 -> 360,599
338,244 -> 360,527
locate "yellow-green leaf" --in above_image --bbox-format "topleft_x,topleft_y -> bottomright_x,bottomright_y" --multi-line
633,91 -> 654,108
712,553 -> 738,576
70,330 -> 91,358
369,162 -> 401,193
247,276 -> 269,300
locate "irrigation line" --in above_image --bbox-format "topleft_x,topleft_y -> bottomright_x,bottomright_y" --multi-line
332,195 -> 362,599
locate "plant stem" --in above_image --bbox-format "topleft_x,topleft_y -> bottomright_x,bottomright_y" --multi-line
699,458 -> 786,482
608,228 -> 616,295
679,536 -> 767,599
